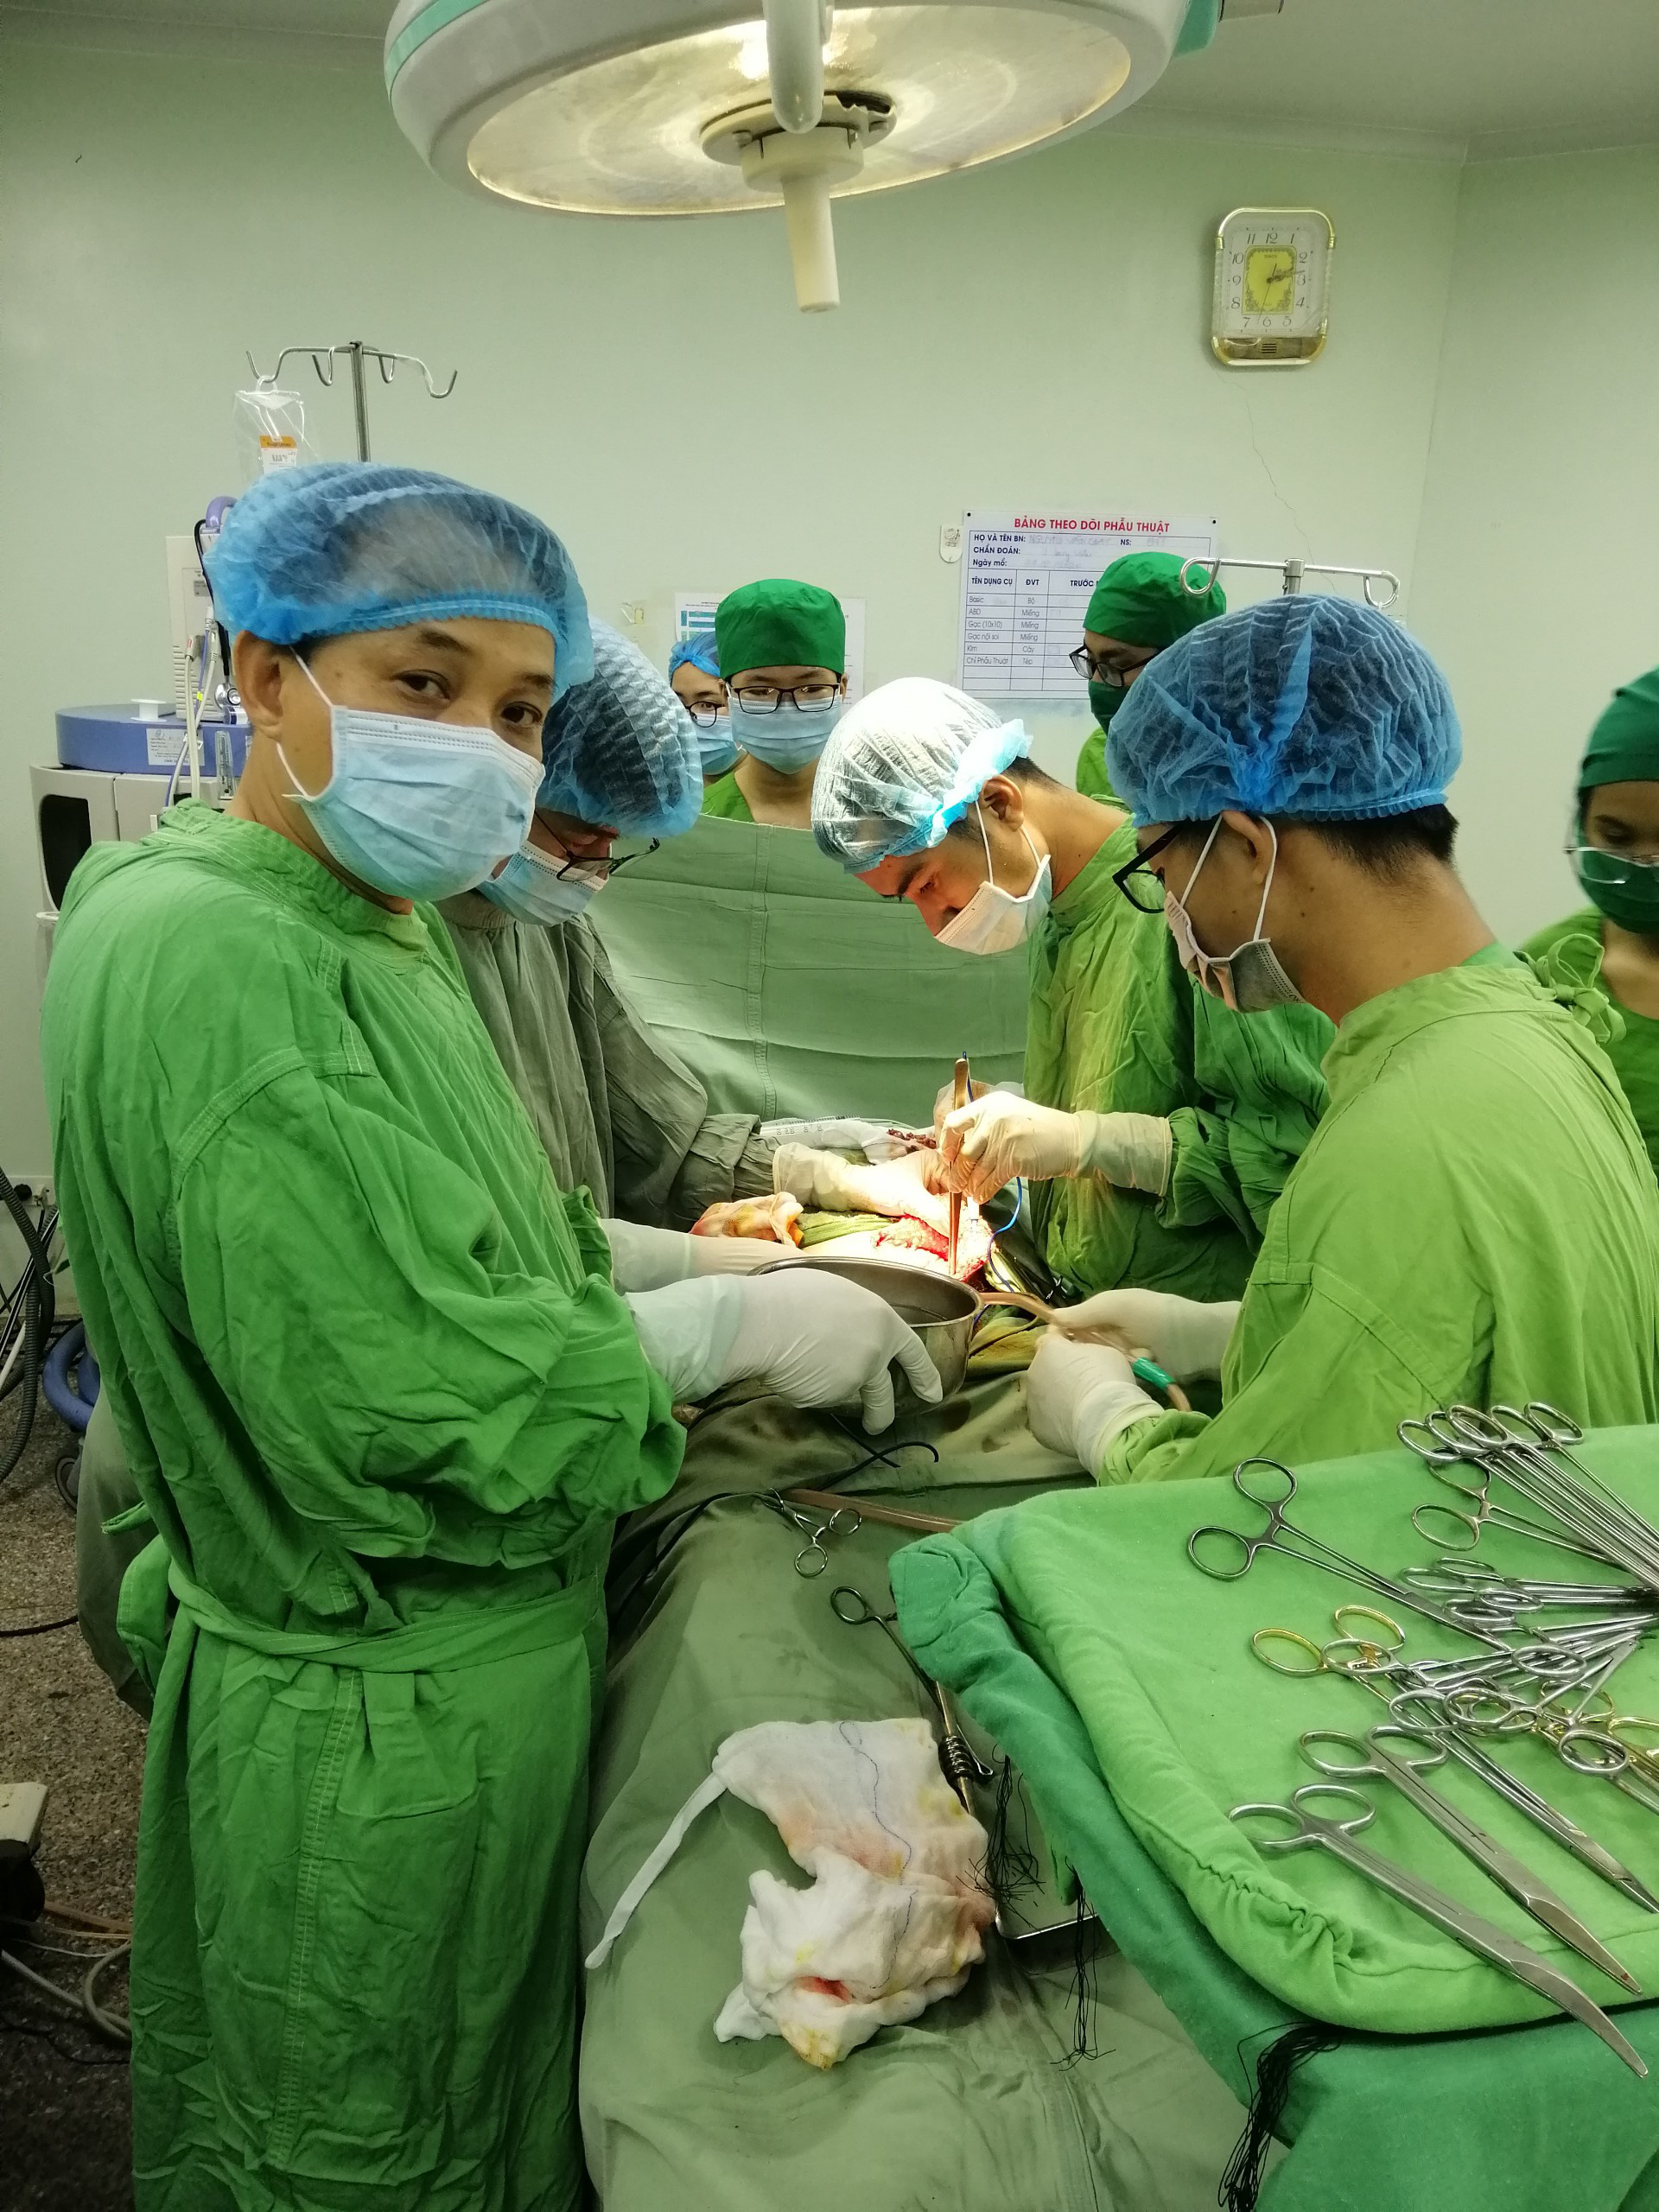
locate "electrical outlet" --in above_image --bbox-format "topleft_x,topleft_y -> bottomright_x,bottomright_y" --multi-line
0,1782 -> 48,1863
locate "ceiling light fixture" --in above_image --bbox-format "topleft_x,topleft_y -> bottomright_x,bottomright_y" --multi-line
385,0 -> 1217,312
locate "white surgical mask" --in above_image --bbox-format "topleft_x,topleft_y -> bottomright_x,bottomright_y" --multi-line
1163,817 -> 1303,1013
937,804 -> 1052,957
478,839 -> 603,925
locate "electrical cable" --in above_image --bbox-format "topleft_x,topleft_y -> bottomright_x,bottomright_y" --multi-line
0,1615 -> 77,1638
0,1168 -> 54,1483
0,1940 -> 130,2045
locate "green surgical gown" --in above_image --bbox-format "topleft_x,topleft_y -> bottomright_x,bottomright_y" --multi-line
700,770 -> 755,822
41,800 -> 684,2212
1523,911 -> 1659,1176
1073,727 -> 1118,803
438,891 -> 772,1224
1099,948 -> 1659,1484
1027,823 -> 1332,1300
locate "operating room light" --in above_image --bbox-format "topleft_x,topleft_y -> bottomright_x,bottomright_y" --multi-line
385,0 -> 1194,313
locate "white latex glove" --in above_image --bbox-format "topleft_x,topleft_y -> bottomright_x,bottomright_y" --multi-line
930,1076 -> 1019,1124
772,1143 -> 951,1235
935,1094 -> 1086,1202
626,1274 -> 942,1432
1025,1333 -> 1160,1476
1075,1113 -> 1173,1197
1048,1289 -> 1240,1382
603,1218 -> 792,1294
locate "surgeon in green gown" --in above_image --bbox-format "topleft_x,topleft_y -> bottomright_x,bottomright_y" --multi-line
75,620 -> 784,1718
804,677 -> 1331,1301
439,619 -> 777,1219
1016,595 -> 1659,1486
1073,551 -> 1225,803
701,577 -> 847,828
41,461 -> 936,2212
1524,664 -> 1659,1175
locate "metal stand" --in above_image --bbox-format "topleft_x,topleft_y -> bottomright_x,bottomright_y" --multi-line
243,342 -> 457,461
1179,553 -> 1401,609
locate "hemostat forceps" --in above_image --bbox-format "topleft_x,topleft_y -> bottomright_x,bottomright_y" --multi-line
1231,1785 -> 1646,2076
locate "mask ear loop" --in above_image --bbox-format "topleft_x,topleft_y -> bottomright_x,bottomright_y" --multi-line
1249,820 -> 1281,941
277,650 -> 334,803
974,798 -> 1046,899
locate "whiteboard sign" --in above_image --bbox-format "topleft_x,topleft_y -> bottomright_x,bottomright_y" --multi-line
957,511 -> 1218,700
674,592 -> 868,705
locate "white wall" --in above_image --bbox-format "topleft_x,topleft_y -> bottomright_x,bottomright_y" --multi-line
0,42 -> 1467,1167
1410,143 -> 1659,944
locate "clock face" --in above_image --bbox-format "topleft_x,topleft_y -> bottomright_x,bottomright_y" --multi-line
1212,209 -> 1333,367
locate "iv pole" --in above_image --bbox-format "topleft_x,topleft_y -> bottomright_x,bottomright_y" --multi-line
243,341 -> 458,461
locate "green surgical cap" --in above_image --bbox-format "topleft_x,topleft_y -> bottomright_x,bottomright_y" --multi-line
716,578 -> 846,677
1084,551 -> 1224,647
1579,667 -> 1659,793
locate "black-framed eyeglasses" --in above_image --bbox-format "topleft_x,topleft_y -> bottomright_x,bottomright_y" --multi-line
553,837 -> 660,885
1067,645 -> 1154,689
1110,823 -> 1186,913
683,702 -> 729,729
728,680 -> 842,714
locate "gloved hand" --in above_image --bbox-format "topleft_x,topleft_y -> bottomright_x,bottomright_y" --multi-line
1025,1333 -> 1160,1476
934,1094 -> 1086,1202
929,1076 -> 1014,1124
603,1217 -> 795,1294
1048,1288 -> 1239,1382
627,1272 -> 943,1432
936,1096 -> 1173,1203
772,1143 -> 951,1234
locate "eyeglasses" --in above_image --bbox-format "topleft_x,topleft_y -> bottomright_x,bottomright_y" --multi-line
551,836 -> 660,885
683,702 -> 729,729
1110,823 -> 1187,913
1573,842 -> 1659,886
1066,645 -> 1155,689
729,681 -> 841,713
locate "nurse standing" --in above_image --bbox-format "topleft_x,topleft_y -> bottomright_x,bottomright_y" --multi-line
1524,666 -> 1659,1173
701,577 -> 847,828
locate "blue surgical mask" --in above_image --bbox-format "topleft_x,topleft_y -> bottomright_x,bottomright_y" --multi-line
479,840 -> 601,925
698,712 -> 741,778
729,696 -> 842,772
286,656 -> 541,902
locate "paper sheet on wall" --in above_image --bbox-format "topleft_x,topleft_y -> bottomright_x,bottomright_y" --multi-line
674,593 -> 867,704
957,511 -> 1218,702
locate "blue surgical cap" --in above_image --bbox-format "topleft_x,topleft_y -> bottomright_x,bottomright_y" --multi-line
206,461 -> 594,699
537,620 -> 702,838
1106,595 -> 1459,825
812,677 -> 1031,869
668,632 -> 721,679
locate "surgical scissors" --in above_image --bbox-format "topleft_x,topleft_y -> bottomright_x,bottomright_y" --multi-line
1252,1614 -> 1659,1913
759,1492 -> 862,1577
1189,1460 -> 1506,1647
1230,1785 -> 1646,2075
1298,1726 -> 1638,1991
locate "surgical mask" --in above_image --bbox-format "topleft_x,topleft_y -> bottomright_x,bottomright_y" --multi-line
285,657 -> 541,902
729,696 -> 842,772
937,804 -> 1052,957
1164,818 -> 1304,1014
698,712 -> 741,779
1575,844 -> 1659,937
1088,680 -> 1128,735
478,839 -> 602,925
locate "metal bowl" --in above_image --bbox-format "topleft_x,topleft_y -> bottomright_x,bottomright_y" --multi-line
757,1251 -> 977,1402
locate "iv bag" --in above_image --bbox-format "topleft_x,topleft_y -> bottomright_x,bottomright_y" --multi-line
232,382 -> 315,486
